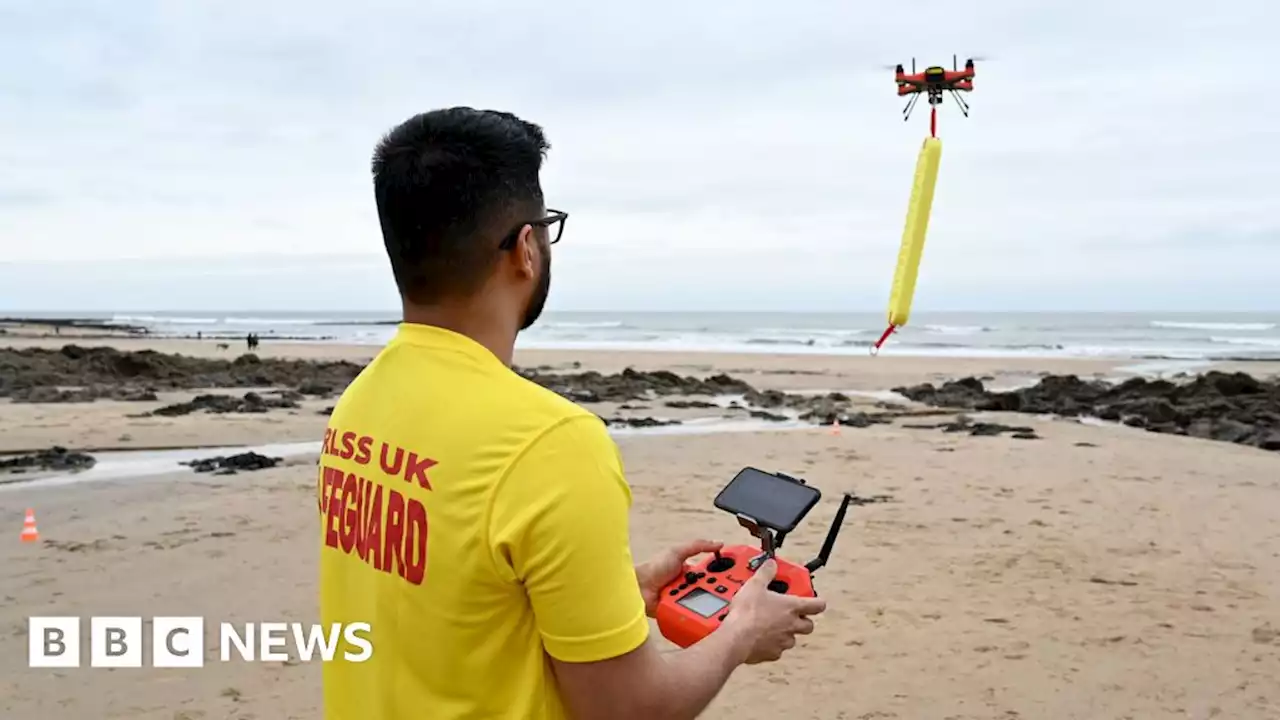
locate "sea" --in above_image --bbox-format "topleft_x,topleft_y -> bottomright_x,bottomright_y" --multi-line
20,311 -> 1280,363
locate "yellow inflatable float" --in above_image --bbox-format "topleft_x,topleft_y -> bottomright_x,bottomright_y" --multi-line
872,137 -> 942,353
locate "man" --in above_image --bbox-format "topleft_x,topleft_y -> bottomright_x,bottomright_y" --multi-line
318,107 -> 826,719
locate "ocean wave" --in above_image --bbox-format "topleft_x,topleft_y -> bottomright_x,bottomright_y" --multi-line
112,314 -> 219,325
221,316 -> 329,325
1152,320 -> 1275,331
112,314 -> 346,326
751,327 -> 871,336
541,321 -> 629,329
742,332 -> 869,348
921,324 -> 991,335
1209,336 -> 1280,348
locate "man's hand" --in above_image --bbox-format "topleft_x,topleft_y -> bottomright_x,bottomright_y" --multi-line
720,559 -> 826,664
635,539 -> 724,617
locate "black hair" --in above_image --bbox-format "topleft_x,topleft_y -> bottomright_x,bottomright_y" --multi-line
371,107 -> 550,304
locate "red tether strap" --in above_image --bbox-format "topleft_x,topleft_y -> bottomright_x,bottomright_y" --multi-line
871,324 -> 897,355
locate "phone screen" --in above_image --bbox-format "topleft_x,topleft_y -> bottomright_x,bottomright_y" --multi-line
713,467 -> 821,532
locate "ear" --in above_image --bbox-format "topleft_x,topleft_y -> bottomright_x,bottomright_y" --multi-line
514,224 -> 539,278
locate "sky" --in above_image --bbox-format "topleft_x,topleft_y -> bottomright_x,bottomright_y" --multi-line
1,0 -> 1277,313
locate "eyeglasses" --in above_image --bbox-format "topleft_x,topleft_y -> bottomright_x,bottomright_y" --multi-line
498,209 -> 568,250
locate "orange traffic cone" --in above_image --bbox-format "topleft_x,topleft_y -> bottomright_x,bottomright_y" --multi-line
829,418 -> 841,436
20,509 -> 39,543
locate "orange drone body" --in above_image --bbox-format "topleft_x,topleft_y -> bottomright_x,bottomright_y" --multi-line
896,58 -> 976,96
893,56 -> 978,128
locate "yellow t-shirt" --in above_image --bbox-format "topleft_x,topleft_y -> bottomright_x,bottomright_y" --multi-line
318,323 -> 649,719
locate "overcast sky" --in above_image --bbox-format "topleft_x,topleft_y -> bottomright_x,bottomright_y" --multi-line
1,0 -> 1276,313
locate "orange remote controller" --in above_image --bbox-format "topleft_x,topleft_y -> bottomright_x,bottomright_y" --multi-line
656,467 -> 859,648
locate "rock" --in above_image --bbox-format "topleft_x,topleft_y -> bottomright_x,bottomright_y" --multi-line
518,366 -> 754,404
1186,418 -> 1257,444
270,389 -> 305,403
0,446 -> 96,473
936,415 -> 1038,438
743,389 -> 789,408
150,391 -> 300,417
748,410 -> 790,422
601,416 -> 681,428
965,422 -> 1007,437
895,371 -> 1280,453
841,412 -> 879,428
665,400 -> 719,409
296,381 -> 334,397
183,451 -> 281,474
10,386 -> 98,403
0,345 -> 367,402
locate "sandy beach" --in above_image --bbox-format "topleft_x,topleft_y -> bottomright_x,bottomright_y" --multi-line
2,332 -> 1279,719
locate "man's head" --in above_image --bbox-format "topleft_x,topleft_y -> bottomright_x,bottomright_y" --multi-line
371,107 -> 564,332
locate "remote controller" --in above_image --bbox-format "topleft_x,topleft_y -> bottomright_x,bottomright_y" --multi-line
656,468 -> 857,648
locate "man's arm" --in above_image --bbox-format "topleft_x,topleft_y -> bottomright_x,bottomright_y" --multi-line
488,415 -> 748,720
551,623 -> 751,720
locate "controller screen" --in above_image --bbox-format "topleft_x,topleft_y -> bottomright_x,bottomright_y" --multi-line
677,588 -> 729,618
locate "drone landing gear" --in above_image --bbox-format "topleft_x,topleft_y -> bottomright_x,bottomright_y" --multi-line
903,86 -> 969,138
901,93 -> 921,122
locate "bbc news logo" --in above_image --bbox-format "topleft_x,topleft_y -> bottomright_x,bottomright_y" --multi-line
28,617 -> 373,668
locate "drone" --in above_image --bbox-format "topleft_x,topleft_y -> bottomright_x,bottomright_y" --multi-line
895,55 -> 978,126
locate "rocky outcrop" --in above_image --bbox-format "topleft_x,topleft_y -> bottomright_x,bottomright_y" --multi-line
148,391 -> 302,417
893,371 -> 1280,451
517,367 -> 753,403
0,346 -> 365,401
183,452 -> 282,474
0,446 -> 96,474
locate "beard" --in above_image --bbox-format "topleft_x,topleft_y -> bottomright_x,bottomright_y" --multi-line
519,243 -> 551,331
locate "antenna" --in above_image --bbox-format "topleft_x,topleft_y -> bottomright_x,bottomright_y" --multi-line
953,53 -> 957,71
805,493 -> 856,574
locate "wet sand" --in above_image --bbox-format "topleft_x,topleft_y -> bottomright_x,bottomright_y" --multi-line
1,337 -> 1278,718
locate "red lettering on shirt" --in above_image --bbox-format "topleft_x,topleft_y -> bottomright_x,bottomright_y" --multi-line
365,484 -> 384,569
322,428 -> 437,484
384,489 -> 405,577
404,453 -> 436,490
318,426 -> 435,587
379,444 -> 404,475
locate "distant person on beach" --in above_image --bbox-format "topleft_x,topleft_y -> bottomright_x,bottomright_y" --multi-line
317,107 -> 824,720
